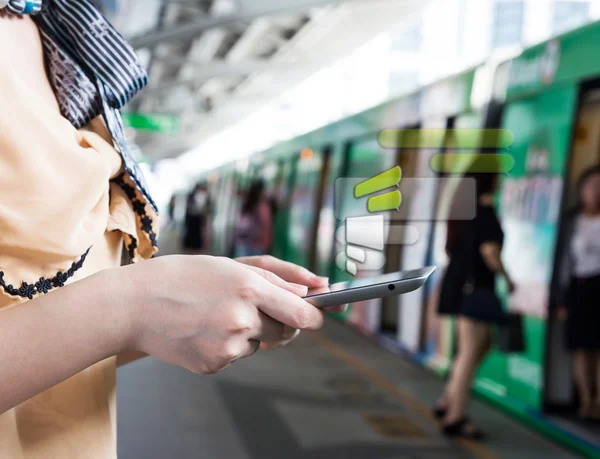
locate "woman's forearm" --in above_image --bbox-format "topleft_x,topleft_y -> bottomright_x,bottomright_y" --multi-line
0,269 -> 130,414
117,351 -> 148,367
480,244 -> 512,284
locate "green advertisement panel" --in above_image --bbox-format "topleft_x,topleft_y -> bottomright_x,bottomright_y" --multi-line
474,85 -> 577,410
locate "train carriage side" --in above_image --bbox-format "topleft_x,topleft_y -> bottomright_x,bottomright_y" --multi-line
469,21 -> 600,458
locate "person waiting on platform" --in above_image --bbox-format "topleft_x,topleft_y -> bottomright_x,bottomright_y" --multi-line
235,179 -> 273,257
183,183 -> 210,253
433,170 -> 515,440
557,165 -> 600,421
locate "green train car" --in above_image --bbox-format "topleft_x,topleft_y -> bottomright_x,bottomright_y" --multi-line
201,20 -> 600,458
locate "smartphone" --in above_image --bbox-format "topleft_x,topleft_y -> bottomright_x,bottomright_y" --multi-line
304,267 -> 436,308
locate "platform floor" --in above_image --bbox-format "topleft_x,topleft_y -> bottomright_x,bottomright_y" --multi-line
116,318 -> 581,459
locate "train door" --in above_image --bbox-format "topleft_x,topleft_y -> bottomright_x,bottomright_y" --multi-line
255,160 -> 281,255
209,171 -> 226,255
308,145 -> 333,273
380,126 -> 418,337
478,85 -> 578,416
546,85 -> 600,437
286,148 -> 326,269
225,163 -> 252,257
271,156 -> 298,261
336,135 -> 398,336
394,119 -> 447,353
314,143 -> 346,281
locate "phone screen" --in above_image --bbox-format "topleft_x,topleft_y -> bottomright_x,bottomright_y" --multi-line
304,267 -> 434,298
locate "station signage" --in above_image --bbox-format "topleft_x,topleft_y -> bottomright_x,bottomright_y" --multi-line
121,112 -> 180,133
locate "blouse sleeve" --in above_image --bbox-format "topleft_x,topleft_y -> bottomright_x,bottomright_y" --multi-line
0,64 -> 158,308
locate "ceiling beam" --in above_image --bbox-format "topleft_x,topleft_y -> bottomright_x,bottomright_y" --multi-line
129,0 -> 366,48
149,57 -> 329,82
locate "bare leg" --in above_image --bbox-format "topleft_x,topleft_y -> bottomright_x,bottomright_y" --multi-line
435,321 -> 459,413
444,318 -> 490,425
573,350 -> 593,418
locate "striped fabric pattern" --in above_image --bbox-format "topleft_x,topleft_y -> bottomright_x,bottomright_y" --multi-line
3,0 -> 157,213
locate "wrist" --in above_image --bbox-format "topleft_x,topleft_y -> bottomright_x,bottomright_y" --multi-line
90,267 -> 140,355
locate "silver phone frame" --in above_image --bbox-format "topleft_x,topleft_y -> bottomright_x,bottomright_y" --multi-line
304,266 -> 436,309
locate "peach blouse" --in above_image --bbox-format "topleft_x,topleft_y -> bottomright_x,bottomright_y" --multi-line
0,16 -> 158,458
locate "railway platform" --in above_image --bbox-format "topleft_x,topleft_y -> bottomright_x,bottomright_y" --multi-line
117,318 -> 581,459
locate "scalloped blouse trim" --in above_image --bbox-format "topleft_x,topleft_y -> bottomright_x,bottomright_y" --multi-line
0,248 -> 91,300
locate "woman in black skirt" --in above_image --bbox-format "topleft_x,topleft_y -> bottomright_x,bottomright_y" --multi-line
433,170 -> 515,439
558,165 -> 600,421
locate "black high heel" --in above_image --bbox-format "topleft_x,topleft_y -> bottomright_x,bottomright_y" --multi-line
442,418 -> 486,441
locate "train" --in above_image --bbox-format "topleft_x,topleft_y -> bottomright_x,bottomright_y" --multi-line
193,20 -> 600,458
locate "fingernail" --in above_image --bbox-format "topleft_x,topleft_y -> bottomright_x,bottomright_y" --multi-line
315,276 -> 329,285
290,282 -> 308,295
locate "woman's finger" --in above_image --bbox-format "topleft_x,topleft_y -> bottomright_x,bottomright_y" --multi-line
237,256 -> 328,288
251,276 -> 324,331
252,312 -> 288,344
240,264 -> 308,297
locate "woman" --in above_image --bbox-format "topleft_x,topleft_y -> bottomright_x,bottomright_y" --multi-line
183,183 -> 209,252
0,3 -> 340,458
557,165 -> 600,421
433,171 -> 515,440
235,179 -> 273,257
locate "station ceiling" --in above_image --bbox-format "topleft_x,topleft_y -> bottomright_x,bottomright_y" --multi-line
110,0 -> 431,162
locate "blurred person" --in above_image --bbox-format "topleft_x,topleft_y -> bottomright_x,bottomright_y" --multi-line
183,183 -> 209,252
168,194 -> 176,224
557,165 -> 600,421
235,179 -> 273,257
433,170 -> 515,440
0,3 -> 342,458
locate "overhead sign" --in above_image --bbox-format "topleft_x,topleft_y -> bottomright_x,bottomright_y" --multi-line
121,113 -> 180,133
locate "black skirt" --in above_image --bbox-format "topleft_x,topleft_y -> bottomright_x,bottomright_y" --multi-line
566,274 -> 600,351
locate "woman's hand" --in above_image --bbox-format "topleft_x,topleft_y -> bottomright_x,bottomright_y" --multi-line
235,255 -> 348,350
119,255 -> 326,375
236,255 -> 347,315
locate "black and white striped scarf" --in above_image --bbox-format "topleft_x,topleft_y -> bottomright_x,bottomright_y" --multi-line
3,0 -> 157,212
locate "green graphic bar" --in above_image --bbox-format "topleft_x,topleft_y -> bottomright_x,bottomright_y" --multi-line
378,129 -> 513,149
367,190 -> 402,213
354,166 -> 401,198
430,153 -> 515,173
